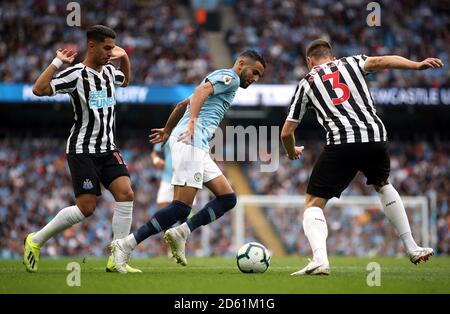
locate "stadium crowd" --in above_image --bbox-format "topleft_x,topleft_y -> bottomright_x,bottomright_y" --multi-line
1,1 -> 449,87
0,138 -> 243,259
244,140 -> 450,256
226,0 -> 450,87
1,137 -> 448,258
0,0 -> 212,85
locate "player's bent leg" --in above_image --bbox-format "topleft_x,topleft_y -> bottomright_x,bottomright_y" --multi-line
163,186 -> 198,266
165,177 -> 236,267
108,177 -> 134,241
108,176 -> 134,202
106,176 -> 141,273
112,186 -> 195,272
23,201 -> 89,273
292,194 -> 330,276
374,181 -> 434,264
186,175 -> 236,232
76,194 -> 97,217
167,191 -> 237,264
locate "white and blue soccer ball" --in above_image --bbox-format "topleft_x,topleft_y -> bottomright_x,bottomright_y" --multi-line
236,242 -> 271,273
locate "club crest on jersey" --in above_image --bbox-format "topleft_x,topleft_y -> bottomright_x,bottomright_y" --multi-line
222,75 -> 232,85
83,179 -> 94,190
88,90 -> 115,109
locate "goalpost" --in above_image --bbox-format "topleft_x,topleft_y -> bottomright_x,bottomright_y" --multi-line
233,195 -> 430,254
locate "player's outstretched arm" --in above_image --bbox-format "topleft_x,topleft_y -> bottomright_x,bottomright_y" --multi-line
149,97 -> 190,144
33,49 -> 77,96
281,121 -> 304,160
364,55 -> 444,72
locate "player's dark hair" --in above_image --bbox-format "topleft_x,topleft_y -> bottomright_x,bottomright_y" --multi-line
239,50 -> 266,68
306,39 -> 332,59
86,25 -> 116,42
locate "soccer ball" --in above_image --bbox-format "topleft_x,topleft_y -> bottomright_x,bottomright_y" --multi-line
236,242 -> 271,273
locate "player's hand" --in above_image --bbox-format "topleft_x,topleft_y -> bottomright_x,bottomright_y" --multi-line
416,58 -> 444,70
178,119 -> 195,145
287,146 -> 304,160
110,46 -> 127,60
152,156 -> 165,169
149,128 -> 169,145
56,49 -> 77,64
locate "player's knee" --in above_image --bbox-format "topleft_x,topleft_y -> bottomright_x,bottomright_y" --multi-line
77,202 -> 96,217
304,194 -> 327,210
218,193 -> 237,213
116,188 -> 134,202
374,179 -> 390,192
76,195 -> 96,217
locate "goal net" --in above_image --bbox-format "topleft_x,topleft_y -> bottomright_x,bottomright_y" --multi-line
233,195 -> 430,257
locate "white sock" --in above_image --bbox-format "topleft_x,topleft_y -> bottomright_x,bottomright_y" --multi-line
377,184 -> 419,252
303,207 -> 328,264
112,201 -> 133,240
179,222 -> 191,237
123,233 -> 138,250
32,205 -> 85,246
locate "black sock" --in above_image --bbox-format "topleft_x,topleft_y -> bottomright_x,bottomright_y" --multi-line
186,193 -> 237,232
133,200 -> 191,244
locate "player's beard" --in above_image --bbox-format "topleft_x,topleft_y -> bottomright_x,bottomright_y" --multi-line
239,74 -> 251,88
95,55 -> 109,66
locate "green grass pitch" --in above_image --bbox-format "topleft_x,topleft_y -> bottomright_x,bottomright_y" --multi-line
1,256 -> 449,294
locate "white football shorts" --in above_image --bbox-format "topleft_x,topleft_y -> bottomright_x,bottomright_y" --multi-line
168,136 -> 222,189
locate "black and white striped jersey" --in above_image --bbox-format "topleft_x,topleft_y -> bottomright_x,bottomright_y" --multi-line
50,63 -> 125,154
287,55 -> 387,145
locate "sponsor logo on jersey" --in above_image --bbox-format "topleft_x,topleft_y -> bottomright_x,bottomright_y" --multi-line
88,90 -> 115,109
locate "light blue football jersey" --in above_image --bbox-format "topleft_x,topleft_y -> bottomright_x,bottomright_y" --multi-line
171,68 -> 240,151
153,143 -> 172,183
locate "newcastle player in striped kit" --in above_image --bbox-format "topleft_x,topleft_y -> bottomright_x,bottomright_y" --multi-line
281,39 -> 444,275
23,25 -> 141,273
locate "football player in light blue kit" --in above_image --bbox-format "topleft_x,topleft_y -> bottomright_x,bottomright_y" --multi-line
151,143 -> 173,209
111,51 -> 265,272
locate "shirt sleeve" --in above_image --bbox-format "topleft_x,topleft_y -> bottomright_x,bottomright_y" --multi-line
106,64 -> 125,86
49,67 -> 80,95
286,79 -> 309,124
352,54 -> 371,75
206,70 -> 239,95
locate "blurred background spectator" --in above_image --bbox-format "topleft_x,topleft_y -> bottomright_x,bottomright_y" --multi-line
226,0 -> 449,86
1,138 -> 448,258
0,0 -> 212,85
1,0 -> 448,86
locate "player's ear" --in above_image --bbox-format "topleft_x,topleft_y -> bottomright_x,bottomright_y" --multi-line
87,40 -> 95,50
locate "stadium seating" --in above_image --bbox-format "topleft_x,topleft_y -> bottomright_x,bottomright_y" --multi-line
1,138 -> 448,258
0,0 -> 212,85
226,0 -> 449,86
